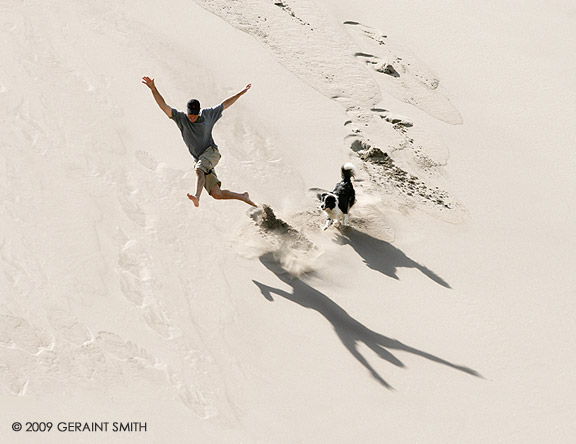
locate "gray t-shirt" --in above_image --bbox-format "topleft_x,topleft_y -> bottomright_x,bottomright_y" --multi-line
170,103 -> 224,160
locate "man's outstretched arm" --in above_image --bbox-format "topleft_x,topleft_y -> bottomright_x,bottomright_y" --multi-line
222,84 -> 251,110
142,76 -> 172,118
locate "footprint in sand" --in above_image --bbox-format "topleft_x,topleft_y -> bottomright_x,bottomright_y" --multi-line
141,302 -> 180,340
134,150 -> 160,172
117,238 -> 153,307
95,331 -> 155,362
355,52 -> 400,78
46,310 -> 93,346
117,240 -> 177,337
0,315 -> 53,354
95,331 -> 216,417
118,194 -> 148,227
371,107 -> 413,127
0,364 -> 27,395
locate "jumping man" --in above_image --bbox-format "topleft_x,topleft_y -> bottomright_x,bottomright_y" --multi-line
142,76 -> 257,207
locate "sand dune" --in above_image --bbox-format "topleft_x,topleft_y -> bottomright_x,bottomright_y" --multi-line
1,0 -> 576,443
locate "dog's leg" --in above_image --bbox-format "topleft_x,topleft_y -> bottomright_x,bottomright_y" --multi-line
323,218 -> 333,231
343,213 -> 349,226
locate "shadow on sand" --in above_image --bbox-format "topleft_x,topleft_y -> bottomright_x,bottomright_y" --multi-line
253,254 -> 480,389
335,227 -> 451,288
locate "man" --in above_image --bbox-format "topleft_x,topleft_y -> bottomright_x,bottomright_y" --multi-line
142,76 -> 256,208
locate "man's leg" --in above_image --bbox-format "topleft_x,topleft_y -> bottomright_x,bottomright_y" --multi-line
210,184 -> 257,207
187,168 -> 205,207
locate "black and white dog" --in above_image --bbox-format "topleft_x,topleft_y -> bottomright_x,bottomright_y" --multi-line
319,163 -> 356,230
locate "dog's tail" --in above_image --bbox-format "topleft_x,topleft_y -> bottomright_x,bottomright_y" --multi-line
341,163 -> 355,182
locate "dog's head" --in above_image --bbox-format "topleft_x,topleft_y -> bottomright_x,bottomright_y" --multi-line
320,193 -> 337,211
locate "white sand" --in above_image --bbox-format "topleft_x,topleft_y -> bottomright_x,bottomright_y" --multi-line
1,0 -> 575,443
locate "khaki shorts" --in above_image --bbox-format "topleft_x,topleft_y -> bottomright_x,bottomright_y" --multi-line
195,146 -> 222,192
204,170 -> 221,193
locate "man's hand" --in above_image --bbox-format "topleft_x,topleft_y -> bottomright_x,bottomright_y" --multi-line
142,76 -> 156,90
222,84 -> 253,110
142,76 -> 172,118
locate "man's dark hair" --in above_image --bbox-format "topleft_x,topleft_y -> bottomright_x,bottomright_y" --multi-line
187,99 -> 200,115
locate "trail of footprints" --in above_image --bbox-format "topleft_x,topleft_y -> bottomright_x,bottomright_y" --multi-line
0,155 -> 218,418
344,21 -> 461,124
195,0 -> 467,221
341,21 -> 467,222
344,105 -> 466,222
0,309 -> 216,418
111,156 -> 221,418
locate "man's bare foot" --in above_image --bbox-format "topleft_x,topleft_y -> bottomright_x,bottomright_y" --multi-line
242,192 -> 257,207
187,193 -> 200,207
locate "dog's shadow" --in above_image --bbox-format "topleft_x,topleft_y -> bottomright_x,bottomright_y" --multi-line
253,254 -> 480,389
335,227 -> 451,288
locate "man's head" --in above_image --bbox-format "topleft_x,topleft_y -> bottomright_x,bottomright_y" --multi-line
186,99 -> 200,122
187,99 -> 200,115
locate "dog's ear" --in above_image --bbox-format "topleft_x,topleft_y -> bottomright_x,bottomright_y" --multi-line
320,192 -> 328,200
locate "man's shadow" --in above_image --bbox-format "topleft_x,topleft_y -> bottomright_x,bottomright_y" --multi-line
335,227 -> 451,288
253,254 -> 480,389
